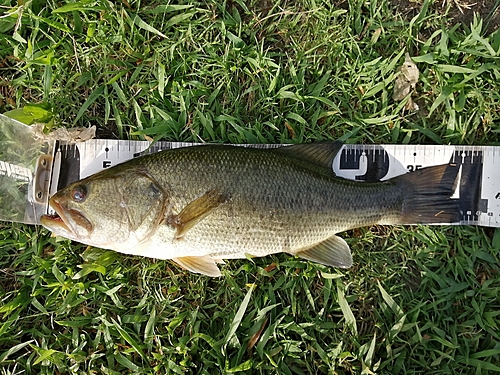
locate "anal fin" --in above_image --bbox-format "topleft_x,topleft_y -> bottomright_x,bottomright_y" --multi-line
296,235 -> 353,268
172,256 -> 222,277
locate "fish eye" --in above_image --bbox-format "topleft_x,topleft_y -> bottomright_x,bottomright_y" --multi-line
71,185 -> 87,202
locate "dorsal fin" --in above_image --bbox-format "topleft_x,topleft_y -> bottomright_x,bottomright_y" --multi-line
276,141 -> 344,171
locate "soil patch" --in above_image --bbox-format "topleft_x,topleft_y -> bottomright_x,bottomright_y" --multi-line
389,0 -> 500,33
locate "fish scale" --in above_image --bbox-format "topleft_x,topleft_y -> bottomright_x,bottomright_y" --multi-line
149,147 -> 345,258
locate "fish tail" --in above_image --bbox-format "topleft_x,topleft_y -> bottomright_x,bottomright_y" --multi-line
398,164 -> 460,224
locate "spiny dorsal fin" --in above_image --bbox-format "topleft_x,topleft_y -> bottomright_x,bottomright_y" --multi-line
172,256 -> 222,277
276,141 -> 344,171
295,235 -> 352,268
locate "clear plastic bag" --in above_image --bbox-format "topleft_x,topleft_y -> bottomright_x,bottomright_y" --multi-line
0,114 -> 54,224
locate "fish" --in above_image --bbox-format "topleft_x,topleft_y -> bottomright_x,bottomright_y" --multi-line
40,142 -> 460,277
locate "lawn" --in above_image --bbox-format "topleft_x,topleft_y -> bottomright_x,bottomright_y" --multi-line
1,0 -> 500,373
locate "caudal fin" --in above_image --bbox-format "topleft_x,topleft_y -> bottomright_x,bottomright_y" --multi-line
397,163 -> 460,224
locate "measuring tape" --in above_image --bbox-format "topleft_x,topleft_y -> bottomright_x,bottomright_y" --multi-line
45,140 -> 500,228
0,114 -> 495,227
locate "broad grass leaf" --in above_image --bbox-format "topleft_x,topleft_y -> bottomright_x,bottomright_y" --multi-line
337,281 -> 357,335
32,348 -> 59,366
165,11 -> 196,29
377,281 -> 404,318
223,284 -> 255,352
74,85 -> 105,124
111,318 -> 146,359
144,5 -> 193,14
0,340 -> 34,362
52,2 -> 105,13
132,15 -> 167,38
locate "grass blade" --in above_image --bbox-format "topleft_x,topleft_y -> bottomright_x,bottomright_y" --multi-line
111,318 -> 146,359
164,11 -> 196,29
73,85 -> 105,124
0,340 -> 34,362
223,284 -> 255,353
144,5 -> 193,14
377,281 -> 404,318
337,281 -> 357,335
52,3 -> 106,13
132,15 -> 167,38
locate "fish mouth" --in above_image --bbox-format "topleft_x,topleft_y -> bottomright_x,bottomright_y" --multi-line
40,199 -> 72,233
40,198 -> 93,237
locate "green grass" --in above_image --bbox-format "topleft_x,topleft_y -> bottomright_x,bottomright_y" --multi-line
1,0 -> 500,373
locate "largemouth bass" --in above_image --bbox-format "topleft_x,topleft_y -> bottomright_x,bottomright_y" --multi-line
41,142 -> 459,276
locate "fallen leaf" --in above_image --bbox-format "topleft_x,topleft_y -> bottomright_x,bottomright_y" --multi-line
32,123 -> 96,143
393,53 -> 419,102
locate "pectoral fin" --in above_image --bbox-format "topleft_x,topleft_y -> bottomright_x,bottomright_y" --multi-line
296,235 -> 352,268
168,189 -> 227,238
172,256 -> 222,277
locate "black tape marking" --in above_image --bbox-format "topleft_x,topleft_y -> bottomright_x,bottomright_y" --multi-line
454,150 -> 487,222
56,142 -> 81,191
339,148 -> 390,181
